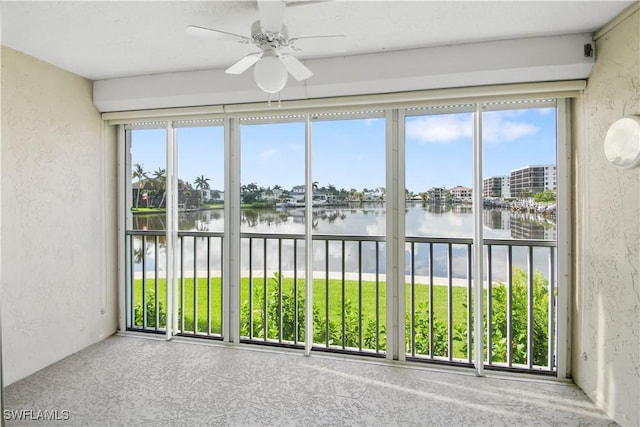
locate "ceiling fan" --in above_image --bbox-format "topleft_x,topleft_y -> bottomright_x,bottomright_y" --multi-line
187,0 -> 343,95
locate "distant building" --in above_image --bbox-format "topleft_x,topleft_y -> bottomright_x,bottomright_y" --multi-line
449,185 -> 471,202
483,176 -> 511,198
427,187 -> 449,203
201,189 -> 224,201
510,165 -> 556,198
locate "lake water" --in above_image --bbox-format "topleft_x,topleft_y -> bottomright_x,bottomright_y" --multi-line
133,202 -> 556,240
132,202 -> 556,282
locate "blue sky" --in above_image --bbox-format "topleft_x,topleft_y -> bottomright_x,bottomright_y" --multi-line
130,107 -> 556,192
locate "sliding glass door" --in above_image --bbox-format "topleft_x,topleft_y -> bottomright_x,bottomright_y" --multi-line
120,98 -> 565,374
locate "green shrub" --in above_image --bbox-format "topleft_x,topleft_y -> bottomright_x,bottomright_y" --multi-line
134,289 -> 166,329
239,267 -> 553,367
408,302 -> 449,357
454,267 -> 552,366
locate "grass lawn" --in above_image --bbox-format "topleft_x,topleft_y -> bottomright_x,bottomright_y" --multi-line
131,207 -> 166,214
133,275 -> 473,356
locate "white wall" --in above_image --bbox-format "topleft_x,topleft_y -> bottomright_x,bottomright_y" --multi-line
1,46 -> 118,384
572,6 -> 640,426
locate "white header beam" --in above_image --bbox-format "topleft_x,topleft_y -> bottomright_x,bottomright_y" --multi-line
95,33 -> 593,113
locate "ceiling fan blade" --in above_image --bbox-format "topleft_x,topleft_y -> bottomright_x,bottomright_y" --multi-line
225,53 -> 263,75
186,25 -> 252,44
280,54 -> 313,81
290,34 -> 345,42
289,34 -> 345,50
258,0 -> 286,33
285,0 -> 332,6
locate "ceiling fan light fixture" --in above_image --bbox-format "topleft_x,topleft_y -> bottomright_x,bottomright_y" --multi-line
253,53 -> 288,94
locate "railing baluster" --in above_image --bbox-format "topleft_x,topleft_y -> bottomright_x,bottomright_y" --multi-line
375,241 -> 380,353
278,238 -> 283,343
193,236 -> 197,334
447,243 -> 453,361
207,236 -> 211,336
467,243 -> 472,363
428,243 -> 434,359
128,235 -> 134,329
507,245 -> 513,367
487,244 -> 493,366
358,240 -> 363,352
263,237 -> 267,342
154,235 -> 159,331
220,236 -> 224,337
142,236 -> 147,329
411,242 -> 416,357
527,245 -> 534,369
341,240 -> 346,349
325,240 -> 329,348
249,237 -> 253,339
548,246 -> 556,371
180,235 -> 185,333
293,238 -> 298,345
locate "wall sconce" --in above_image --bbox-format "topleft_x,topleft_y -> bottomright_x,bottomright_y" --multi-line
604,116 -> 640,169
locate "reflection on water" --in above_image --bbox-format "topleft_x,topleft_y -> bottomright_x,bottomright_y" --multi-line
482,209 -> 556,240
132,202 -> 556,282
132,202 -> 555,239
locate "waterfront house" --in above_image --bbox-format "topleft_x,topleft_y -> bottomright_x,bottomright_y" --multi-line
449,185 -> 472,203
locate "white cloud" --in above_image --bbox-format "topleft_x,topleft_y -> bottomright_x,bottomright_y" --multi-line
500,122 -> 539,141
258,148 -> 280,165
407,110 -> 541,145
483,111 -> 540,143
406,115 -> 472,143
287,142 -> 304,152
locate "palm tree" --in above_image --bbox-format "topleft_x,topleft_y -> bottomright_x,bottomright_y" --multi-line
194,175 -> 210,190
194,175 -> 211,204
132,163 -> 148,208
153,168 -> 166,208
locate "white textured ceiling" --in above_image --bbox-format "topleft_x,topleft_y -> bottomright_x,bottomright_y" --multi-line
0,1 -> 634,81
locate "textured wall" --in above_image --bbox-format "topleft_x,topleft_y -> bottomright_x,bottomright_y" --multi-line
572,7 -> 640,427
1,46 -> 118,384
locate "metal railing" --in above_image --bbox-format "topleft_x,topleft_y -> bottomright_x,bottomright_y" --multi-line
404,237 -> 556,373
126,230 -> 557,373
126,230 -> 224,339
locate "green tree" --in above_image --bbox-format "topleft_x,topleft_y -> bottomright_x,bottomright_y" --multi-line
533,189 -> 556,204
153,168 -> 166,208
132,163 -> 148,209
194,175 -> 211,205
194,175 -> 210,190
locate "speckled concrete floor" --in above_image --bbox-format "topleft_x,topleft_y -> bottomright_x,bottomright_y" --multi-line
3,334 -> 615,426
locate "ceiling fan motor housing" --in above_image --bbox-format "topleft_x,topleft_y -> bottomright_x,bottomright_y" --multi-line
251,20 -> 289,49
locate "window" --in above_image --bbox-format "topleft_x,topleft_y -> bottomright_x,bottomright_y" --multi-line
118,96 -> 567,374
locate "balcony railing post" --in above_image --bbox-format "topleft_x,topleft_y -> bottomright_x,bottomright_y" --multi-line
487,244 -> 493,366
548,246 -> 556,371
507,246 -> 513,367
527,246 -> 534,369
